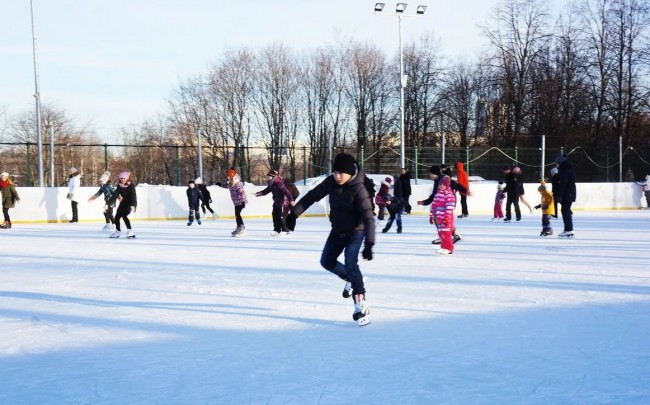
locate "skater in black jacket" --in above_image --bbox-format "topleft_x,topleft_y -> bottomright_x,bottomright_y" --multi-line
107,171 -> 137,238
554,155 -> 577,237
195,177 -> 215,220
186,179 -> 203,226
289,153 -> 374,326
502,164 -> 521,222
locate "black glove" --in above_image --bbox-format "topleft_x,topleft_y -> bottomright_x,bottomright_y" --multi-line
362,242 -> 374,261
534,204 -> 541,210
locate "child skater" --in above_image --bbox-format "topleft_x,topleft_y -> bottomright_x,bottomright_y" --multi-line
88,172 -> 116,231
430,175 -> 456,255
217,167 -> 248,236
67,167 -> 81,223
195,177 -> 216,220
493,181 -> 506,221
288,153 -> 374,326
186,179 -> 203,226
382,195 -> 405,233
253,169 -> 294,236
535,181 -> 555,236
0,172 -> 20,229
107,171 -> 137,239
375,177 -> 391,222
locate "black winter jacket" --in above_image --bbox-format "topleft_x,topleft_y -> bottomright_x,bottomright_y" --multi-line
555,160 -> 577,203
292,169 -> 375,245
108,183 -> 137,211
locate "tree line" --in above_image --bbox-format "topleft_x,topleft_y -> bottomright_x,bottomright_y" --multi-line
1,0 -> 649,186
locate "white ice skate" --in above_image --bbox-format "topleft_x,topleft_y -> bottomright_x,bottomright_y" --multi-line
102,224 -> 112,231
126,229 -> 136,239
352,294 -> 370,326
109,231 -> 121,239
558,231 -> 575,238
436,248 -> 452,255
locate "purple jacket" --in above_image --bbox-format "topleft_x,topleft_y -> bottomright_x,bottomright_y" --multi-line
256,176 -> 293,207
218,174 -> 248,206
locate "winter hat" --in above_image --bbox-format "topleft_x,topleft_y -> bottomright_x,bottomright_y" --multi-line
69,167 -> 78,175
226,167 -> 236,178
538,182 -> 547,192
502,164 -> 512,171
429,165 -> 441,176
439,175 -> 451,187
555,155 -> 567,164
513,166 -> 521,174
497,181 -> 504,191
118,171 -> 131,181
550,167 -> 558,176
332,153 -> 356,175
99,172 -> 110,184
0,172 -> 8,178
385,177 -> 392,183
188,179 -> 195,185
267,169 -> 279,177
195,177 -> 203,185
440,163 -> 451,175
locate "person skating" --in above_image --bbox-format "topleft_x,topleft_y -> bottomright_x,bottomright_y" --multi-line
282,178 -> 300,232
375,177 -> 392,222
513,166 -> 533,214
186,179 -> 203,226
107,171 -> 137,239
253,169 -> 294,236
289,153 -> 374,326
67,167 -> 81,223
502,164 -> 521,222
195,177 -> 216,220
430,175 -> 456,255
534,181 -> 555,236
454,162 -> 470,218
554,155 -> 577,238
0,172 -> 20,229
216,167 -> 248,236
493,181 -> 506,221
398,167 -> 412,214
88,172 -> 116,231
418,165 -> 464,245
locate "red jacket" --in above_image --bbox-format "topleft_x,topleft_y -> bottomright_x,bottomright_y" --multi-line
455,162 -> 469,196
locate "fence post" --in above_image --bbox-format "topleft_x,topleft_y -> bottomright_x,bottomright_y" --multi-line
302,146 -> 307,185
465,146 -> 470,174
606,147 -> 609,182
26,142 -> 32,186
514,146 -> 518,167
175,145 -> 180,186
360,146 -> 365,168
541,134 -> 546,181
104,143 -> 108,172
414,146 -> 418,185
241,146 -> 247,184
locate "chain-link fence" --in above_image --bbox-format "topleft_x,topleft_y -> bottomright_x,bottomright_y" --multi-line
1,142 -> 649,187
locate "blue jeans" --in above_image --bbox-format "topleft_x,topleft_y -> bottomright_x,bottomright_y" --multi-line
320,230 -> 366,295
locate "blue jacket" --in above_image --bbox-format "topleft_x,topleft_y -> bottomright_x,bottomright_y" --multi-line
186,187 -> 203,208
92,183 -> 116,206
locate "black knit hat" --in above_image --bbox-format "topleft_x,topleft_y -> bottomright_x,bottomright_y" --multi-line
503,164 -> 512,171
267,169 -> 279,177
332,153 -> 356,175
429,165 -> 441,176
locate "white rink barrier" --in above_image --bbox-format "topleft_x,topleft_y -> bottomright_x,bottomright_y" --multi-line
8,181 -> 648,223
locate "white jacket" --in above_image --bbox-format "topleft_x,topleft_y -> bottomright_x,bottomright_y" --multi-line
68,174 -> 81,202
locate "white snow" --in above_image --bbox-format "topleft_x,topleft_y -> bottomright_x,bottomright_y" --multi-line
1,211 -> 649,404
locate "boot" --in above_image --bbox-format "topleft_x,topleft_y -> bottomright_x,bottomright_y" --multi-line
352,293 -> 370,326
0,221 -> 10,229
381,218 -> 394,233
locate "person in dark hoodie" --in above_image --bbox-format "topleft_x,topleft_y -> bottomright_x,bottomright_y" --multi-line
289,153 -> 374,326
398,167 -> 412,214
254,169 -> 294,236
186,179 -> 203,226
554,154 -> 577,238
502,164 -> 521,222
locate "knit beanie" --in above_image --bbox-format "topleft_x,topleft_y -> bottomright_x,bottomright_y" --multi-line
439,176 -> 451,187
332,153 -> 356,175
227,167 -> 236,178
429,165 -> 441,176
195,177 -> 203,185
267,169 -> 279,177
550,167 -> 558,176
502,164 -> 512,171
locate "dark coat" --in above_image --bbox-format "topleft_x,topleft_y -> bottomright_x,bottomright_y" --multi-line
292,169 -> 375,244
92,183 -> 116,206
421,177 -> 467,206
257,176 -> 294,207
399,171 -> 412,196
186,186 -> 203,208
197,184 -> 211,203
555,160 -> 577,203
108,183 -> 137,211
504,172 -> 521,197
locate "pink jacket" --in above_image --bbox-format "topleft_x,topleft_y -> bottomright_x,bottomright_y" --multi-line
431,187 -> 456,231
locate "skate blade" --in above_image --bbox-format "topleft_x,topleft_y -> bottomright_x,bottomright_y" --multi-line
126,236 -> 136,239
357,316 -> 371,326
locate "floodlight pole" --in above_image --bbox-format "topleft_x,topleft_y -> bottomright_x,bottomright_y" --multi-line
30,0 -> 44,187
398,15 -> 406,169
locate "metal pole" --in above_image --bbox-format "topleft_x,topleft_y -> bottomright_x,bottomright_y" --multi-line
414,146 -> 418,185
26,143 -> 32,186
619,135 -> 623,182
328,132 -> 332,175
606,147 -> 610,182
50,126 -> 54,186
30,0 -> 44,187
104,143 -> 108,172
303,146 -> 307,185
175,145 -> 180,186
541,134 -> 546,181
398,15 -> 406,169
196,127 -> 203,180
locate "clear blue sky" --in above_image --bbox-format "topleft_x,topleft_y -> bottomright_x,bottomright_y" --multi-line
1,0 -> 560,142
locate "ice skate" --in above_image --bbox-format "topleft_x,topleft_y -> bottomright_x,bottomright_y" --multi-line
109,231 -> 121,238
436,248 -> 452,255
342,281 -> 353,298
212,213 -> 217,221
540,230 -> 553,237
352,294 -> 370,326
102,223 -> 112,231
270,231 -> 280,236
126,229 -> 136,239
278,231 -> 290,237
231,227 -> 239,236
187,221 -> 192,226
558,231 -> 575,239
197,219 -> 202,225
453,233 -> 462,243
232,225 -> 246,237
